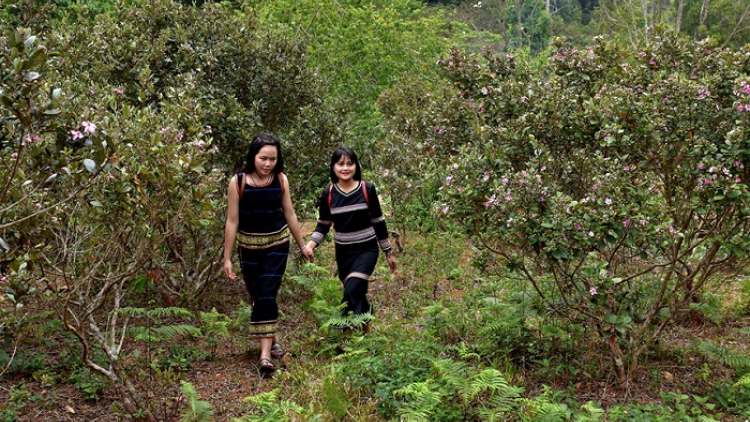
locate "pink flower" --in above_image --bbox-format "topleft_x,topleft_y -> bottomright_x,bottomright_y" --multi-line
589,287 -> 597,296
640,219 -> 646,226
483,171 -> 490,182
605,198 -> 612,205
506,194 -> 513,201
114,88 -> 124,95
441,206 -> 449,214
502,177 -> 509,186
70,130 -> 84,140
669,225 -> 676,235
663,97 -> 669,104
574,224 -> 582,230
0,276 -> 7,283
623,220 -> 630,228
520,96 -> 527,103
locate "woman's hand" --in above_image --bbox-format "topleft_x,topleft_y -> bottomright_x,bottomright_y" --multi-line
386,253 -> 397,274
224,259 -> 237,280
301,245 -> 315,263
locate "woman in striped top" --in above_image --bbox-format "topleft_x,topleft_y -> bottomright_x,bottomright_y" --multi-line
223,133 -> 313,373
305,147 -> 397,334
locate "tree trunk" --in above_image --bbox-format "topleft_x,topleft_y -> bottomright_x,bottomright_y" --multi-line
515,0 -> 524,48
675,0 -> 685,33
606,334 -> 628,386
698,0 -> 711,40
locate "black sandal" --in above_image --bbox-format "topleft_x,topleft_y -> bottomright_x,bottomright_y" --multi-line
259,357 -> 275,374
270,341 -> 286,359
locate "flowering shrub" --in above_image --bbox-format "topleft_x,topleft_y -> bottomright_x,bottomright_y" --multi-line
2,1 -> 342,416
381,34 -> 750,384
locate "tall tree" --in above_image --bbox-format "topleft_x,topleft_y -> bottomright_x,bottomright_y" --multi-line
594,0 -> 750,49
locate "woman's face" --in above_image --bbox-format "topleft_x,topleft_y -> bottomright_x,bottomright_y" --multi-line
254,145 -> 278,176
333,155 -> 356,183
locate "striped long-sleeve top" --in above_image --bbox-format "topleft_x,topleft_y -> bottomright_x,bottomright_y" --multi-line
311,181 -> 392,252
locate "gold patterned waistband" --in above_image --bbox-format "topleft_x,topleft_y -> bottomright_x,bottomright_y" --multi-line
236,227 -> 290,249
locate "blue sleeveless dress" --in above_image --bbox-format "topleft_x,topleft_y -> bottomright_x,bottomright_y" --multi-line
236,172 -> 289,339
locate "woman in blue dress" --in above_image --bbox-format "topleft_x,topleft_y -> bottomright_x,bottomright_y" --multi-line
223,133 -> 314,373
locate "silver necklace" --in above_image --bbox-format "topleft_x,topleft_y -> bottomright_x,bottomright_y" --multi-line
250,172 -> 272,186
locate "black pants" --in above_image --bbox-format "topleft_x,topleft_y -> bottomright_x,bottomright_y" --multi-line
239,241 -> 289,338
335,239 -> 378,320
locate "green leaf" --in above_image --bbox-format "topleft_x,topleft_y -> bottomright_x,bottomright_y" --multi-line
83,159 -> 97,173
90,201 -> 103,207
550,248 -> 567,259
23,36 -> 37,49
24,71 -> 40,82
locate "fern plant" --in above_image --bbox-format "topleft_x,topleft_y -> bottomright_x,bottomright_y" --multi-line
179,381 -> 214,422
735,372 -> 750,389
699,342 -> 750,371
199,308 -> 230,359
395,357 -> 524,421
517,386 -> 604,422
119,306 -> 202,381
232,389 -> 306,422
688,291 -> 723,325
120,307 -> 200,343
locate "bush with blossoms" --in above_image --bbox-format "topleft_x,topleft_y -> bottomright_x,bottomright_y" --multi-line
380,34 -> 750,385
1,1 -> 341,417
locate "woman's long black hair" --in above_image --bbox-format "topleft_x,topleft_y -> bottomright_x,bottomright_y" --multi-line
243,132 -> 284,175
329,147 -> 362,183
